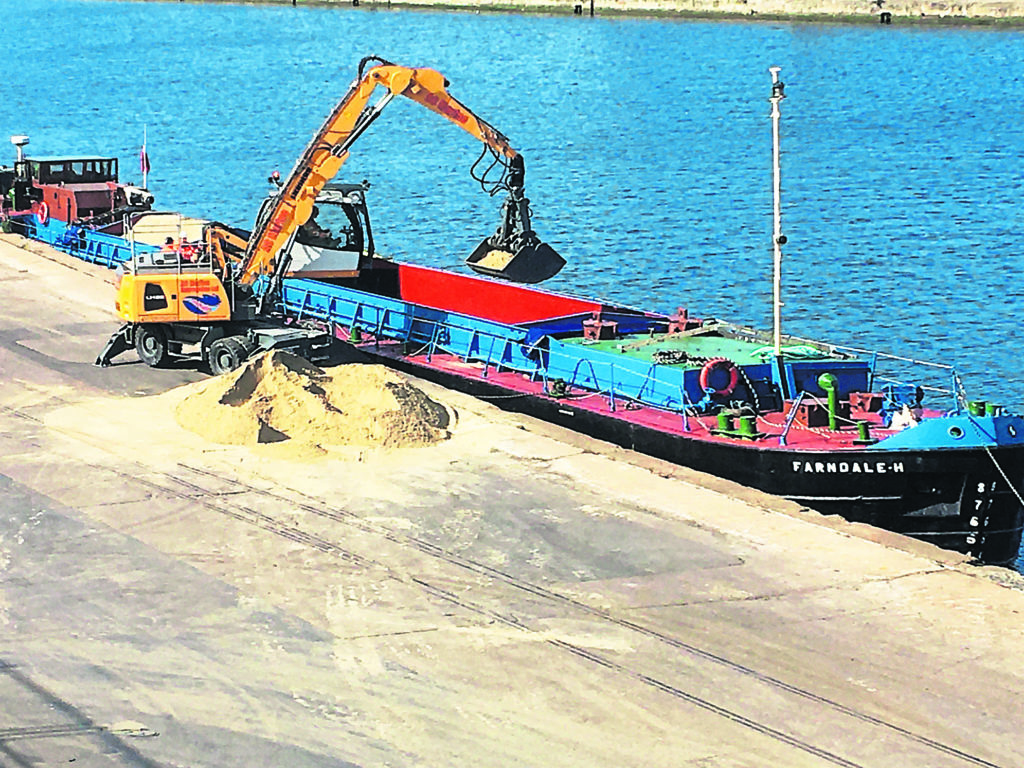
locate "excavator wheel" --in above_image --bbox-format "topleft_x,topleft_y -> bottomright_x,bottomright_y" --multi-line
208,335 -> 252,376
135,325 -> 169,368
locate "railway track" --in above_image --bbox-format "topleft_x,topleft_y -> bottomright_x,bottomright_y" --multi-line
115,452 -> 1011,767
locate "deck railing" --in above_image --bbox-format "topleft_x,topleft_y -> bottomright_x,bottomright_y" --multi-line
21,225 -> 966,420
833,343 -> 964,410
279,277 -> 972,425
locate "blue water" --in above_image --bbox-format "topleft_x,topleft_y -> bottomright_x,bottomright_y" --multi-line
5,0 -> 1024,567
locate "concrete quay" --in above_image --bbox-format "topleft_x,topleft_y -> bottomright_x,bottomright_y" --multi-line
0,233 -> 1022,767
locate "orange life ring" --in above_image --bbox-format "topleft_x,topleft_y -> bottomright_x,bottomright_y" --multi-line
699,357 -> 739,396
36,201 -> 49,225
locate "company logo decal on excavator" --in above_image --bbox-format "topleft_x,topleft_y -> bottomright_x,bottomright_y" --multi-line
265,211 -> 291,242
183,294 -> 223,315
180,276 -> 220,292
419,92 -> 468,124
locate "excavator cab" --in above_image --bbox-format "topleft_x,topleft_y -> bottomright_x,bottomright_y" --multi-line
287,182 -> 374,279
464,156 -> 565,284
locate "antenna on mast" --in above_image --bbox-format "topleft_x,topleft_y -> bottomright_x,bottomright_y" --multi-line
768,66 -> 787,361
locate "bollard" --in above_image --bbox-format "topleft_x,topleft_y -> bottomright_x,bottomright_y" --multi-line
817,372 -> 839,431
739,415 -> 756,437
717,411 -> 734,433
854,420 -> 877,445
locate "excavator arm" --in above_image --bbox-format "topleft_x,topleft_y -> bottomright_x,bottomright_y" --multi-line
239,56 -> 563,290
204,222 -> 249,272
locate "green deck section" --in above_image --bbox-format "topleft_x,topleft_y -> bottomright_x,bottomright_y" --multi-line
562,331 -> 835,368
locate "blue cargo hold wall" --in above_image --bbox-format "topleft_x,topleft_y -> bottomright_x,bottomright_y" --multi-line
279,278 -> 541,374
280,279 -> 777,415
544,337 -> 772,411
20,217 -> 155,268
543,337 -> 687,409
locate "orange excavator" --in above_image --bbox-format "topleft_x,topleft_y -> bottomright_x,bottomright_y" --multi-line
96,56 -> 565,372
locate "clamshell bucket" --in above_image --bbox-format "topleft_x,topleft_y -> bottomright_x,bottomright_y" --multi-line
466,155 -> 565,283
466,237 -> 565,284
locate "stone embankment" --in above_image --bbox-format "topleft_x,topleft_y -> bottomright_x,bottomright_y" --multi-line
329,0 -> 1024,22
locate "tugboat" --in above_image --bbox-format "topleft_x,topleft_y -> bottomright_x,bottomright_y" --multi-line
4,62 -> 1023,565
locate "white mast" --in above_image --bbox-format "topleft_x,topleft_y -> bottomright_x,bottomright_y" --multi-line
769,66 -> 786,358
141,125 -> 150,190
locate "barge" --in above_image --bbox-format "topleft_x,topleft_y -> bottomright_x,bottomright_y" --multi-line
8,185 -> 1024,563
283,260 -> 1024,565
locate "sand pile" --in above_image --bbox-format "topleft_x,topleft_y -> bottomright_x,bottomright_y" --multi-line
174,350 -> 451,453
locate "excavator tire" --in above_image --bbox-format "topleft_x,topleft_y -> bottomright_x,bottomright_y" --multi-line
208,335 -> 252,376
135,325 -> 169,368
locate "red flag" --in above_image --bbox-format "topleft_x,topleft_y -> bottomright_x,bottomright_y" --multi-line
140,145 -> 151,175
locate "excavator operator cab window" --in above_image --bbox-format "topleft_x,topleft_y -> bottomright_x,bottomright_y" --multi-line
297,205 -> 341,248
297,196 -> 364,254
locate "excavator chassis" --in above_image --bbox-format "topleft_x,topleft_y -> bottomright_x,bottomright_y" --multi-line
96,320 -> 333,374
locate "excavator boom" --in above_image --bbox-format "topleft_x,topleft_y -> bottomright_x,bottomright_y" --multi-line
240,56 -> 563,289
